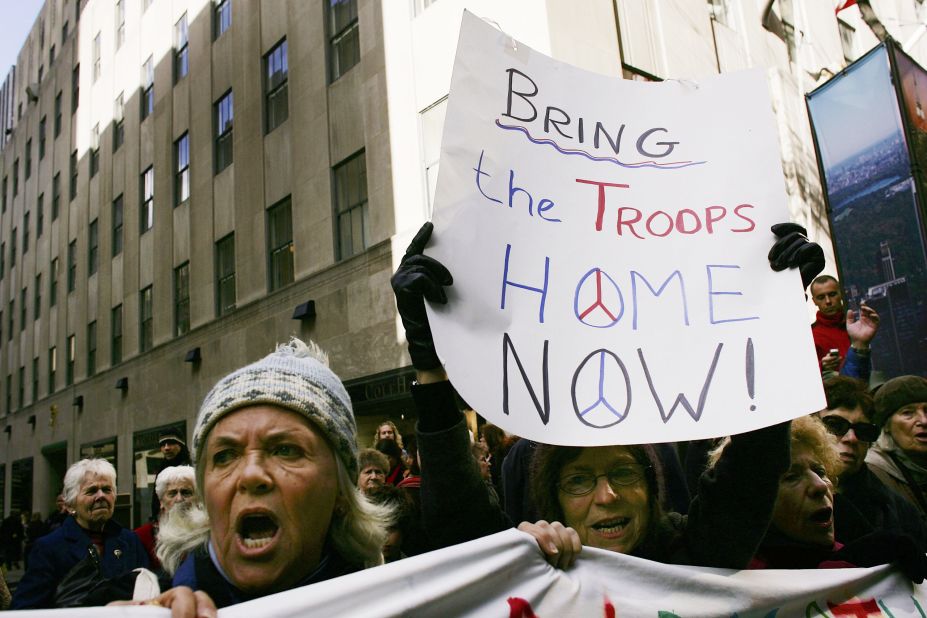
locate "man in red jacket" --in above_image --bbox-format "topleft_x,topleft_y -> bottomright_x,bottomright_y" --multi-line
810,275 -> 880,375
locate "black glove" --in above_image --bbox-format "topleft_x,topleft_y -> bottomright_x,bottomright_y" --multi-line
768,222 -> 825,289
391,222 -> 453,370
832,531 -> 927,583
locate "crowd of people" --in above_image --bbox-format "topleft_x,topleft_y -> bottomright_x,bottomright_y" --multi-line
0,221 -> 925,615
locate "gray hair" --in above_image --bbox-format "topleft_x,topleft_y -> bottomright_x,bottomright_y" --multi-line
156,502 -> 211,575
62,459 -> 116,507
155,465 -> 196,500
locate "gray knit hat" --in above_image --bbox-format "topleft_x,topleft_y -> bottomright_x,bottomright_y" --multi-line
873,375 -> 927,428
192,338 -> 358,478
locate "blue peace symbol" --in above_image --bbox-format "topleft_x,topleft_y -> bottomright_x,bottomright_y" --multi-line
571,349 -> 632,428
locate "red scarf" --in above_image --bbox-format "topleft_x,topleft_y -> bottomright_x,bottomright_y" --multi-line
811,310 -> 849,365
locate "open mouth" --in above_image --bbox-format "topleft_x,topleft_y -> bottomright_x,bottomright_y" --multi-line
591,517 -> 630,535
237,513 -> 280,550
809,507 -> 833,524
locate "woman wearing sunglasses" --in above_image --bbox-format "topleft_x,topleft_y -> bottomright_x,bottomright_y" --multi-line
818,376 -> 927,548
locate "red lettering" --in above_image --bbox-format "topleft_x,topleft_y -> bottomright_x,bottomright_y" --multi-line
675,208 -> 702,234
616,207 -> 644,239
827,598 -> 881,617
645,211 -> 673,237
704,205 -> 726,233
732,204 -> 756,232
575,178 -> 629,232
507,597 -> 539,618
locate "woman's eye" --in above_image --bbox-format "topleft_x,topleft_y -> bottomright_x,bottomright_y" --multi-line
273,444 -> 300,458
212,449 -> 236,466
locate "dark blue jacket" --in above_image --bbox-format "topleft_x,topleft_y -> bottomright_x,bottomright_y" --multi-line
11,515 -> 148,609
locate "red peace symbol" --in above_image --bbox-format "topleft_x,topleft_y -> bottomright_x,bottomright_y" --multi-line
574,268 -> 624,328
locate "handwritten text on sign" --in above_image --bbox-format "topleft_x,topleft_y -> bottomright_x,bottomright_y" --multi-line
427,12 -> 824,445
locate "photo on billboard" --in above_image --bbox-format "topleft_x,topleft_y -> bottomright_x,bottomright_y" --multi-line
807,44 -> 927,378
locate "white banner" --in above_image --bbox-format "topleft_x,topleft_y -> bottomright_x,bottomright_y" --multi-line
12,529 -> 927,617
427,11 -> 825,445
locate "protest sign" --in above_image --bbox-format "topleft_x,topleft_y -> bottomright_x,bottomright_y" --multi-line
18,530 -> 927,617
426,11 -> 825,445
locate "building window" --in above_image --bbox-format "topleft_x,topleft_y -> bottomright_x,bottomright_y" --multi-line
214,0 -> 231,39
92,33 -> 101,82
140,166 -> 154,232
328,0 -> 360,82
139,286 -> 153,352
1,243 -> 5,278
7,301 -> 12,341
111,304 -> 122,365
66,334 -> 75,386
71,64 -> 79,113
90,124 -> 100,177
12,159 -> 18,196
216,233 -> 235,316
10,228 -> 16,268
18,366 -> 24,409
49,44 -> 55,66
334,150 -> 368,260
87,321 -> 97,377
37,194 -> 44,238
421,97 -> 447,215
215,91 -> 233,173
33,274 -> 41,320
67,240 -> 76,292
113,93 -> 124,151
267,197 -> 294,291
115,0 -> 125,49
20,288 -> 26,332
264,39 -> 288,132
175,133 -> 190,205
174,262 -> 190,336
5,375 -> 10,414
62,20 -> 68,42
52,173 -> 60,219
112,195 -> 123,256
38,65 -> 44,83
49,258 -> 58,307
141,56 -> 154,121
1,176 -> 6,212
54,92 -> 62,137
22,212 -> 29,254
25,140 -> 32,179
69,150 -> 78,200
88,219 -> 99,275
31,357 -> 38,403
39,116 -> 46,159
48,346 -> 56,393
175,14 -> 190,82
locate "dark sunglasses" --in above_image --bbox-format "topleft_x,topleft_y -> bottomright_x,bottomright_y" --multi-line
821,415 -> 880,442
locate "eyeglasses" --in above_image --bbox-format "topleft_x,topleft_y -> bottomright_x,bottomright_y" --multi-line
558,464 -> 650,496
821,415 -> 880,442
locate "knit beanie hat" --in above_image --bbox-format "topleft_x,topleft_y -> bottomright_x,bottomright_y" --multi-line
873,375 -> 927,428
192,338 -> 358,479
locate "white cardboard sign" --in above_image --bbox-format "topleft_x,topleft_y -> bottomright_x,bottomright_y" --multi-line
426,12 -> 825,445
